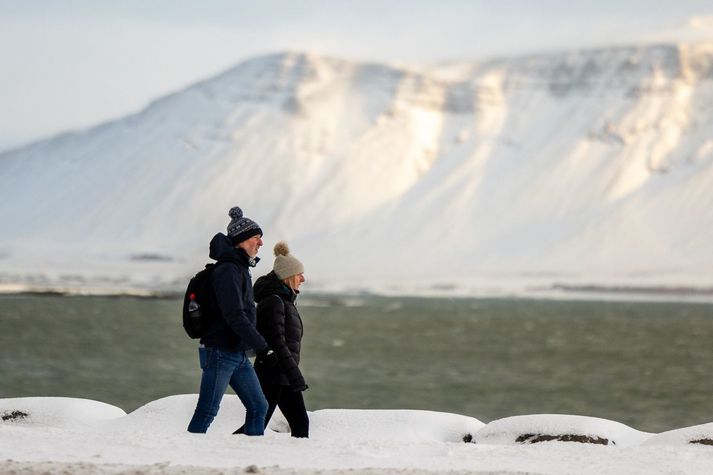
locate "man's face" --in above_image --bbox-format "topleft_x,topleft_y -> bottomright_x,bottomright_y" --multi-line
238,234 -> 263,258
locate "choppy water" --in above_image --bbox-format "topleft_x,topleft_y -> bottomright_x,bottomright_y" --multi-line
1,294 -> 711,433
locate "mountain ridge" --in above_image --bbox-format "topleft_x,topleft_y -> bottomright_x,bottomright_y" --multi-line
1,43 -> 712,297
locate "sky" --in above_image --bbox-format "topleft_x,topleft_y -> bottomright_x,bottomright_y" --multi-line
1,0 -> 713,152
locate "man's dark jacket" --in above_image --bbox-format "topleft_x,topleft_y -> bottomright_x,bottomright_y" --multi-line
199,233 -> 267,353
253,271 -> 307,391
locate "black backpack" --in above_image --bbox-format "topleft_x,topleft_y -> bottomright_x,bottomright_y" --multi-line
182,262 -> 223,338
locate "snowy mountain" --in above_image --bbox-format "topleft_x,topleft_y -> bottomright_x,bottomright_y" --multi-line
1,43 -> 712,296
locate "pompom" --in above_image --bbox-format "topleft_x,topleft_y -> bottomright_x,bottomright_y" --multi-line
274,241 -> 290,257
228,206 -> 243,219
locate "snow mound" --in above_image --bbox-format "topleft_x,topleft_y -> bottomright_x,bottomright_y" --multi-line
2,395 -> 484,443
474,414 -> 652,446
643,422 -> 713,446
3,396 -> 713,474
0,397 -> 126,428
309,408 -> 484,443
101,394 -> 288,435
100,396 -> 482,442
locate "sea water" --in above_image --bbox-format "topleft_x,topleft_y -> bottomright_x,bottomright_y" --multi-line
1,294 -> 711,433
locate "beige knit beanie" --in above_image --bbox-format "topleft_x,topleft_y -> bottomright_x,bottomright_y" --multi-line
273,241 -> 304,279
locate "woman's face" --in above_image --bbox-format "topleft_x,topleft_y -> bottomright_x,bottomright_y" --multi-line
290,273 -> 305,291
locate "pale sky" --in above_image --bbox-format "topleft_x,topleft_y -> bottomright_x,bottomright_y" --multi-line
2,0 -> 713,152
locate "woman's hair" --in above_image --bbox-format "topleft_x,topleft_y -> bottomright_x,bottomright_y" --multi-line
283,274 -> 301,291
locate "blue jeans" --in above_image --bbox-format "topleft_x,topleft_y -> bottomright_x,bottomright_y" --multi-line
187,347 -> 268,435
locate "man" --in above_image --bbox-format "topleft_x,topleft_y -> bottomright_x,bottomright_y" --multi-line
187,206 -> 277,435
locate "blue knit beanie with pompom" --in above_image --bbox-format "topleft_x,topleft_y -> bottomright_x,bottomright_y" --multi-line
226,206 -> 263,244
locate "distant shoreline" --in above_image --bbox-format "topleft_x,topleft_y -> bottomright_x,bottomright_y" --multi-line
2,282 -> 713,304
550,283 -> 713,296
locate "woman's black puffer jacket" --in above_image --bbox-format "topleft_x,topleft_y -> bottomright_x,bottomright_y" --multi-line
253,271 -> 307,391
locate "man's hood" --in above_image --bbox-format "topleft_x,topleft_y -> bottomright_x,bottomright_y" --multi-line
208,232 -> 259,266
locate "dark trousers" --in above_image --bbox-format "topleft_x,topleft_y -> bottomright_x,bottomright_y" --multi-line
262,381 -> 309,438
235,373 -> 309,438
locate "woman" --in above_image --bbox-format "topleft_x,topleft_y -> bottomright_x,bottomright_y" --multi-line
237,241 -> 309,437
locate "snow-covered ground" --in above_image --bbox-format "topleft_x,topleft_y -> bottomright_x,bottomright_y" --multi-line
1,395 -> 712,474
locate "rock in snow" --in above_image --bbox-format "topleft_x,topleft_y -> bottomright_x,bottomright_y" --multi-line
0,396 -> 126,428
473,414 -> 652,446
644,422 -> 713,446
